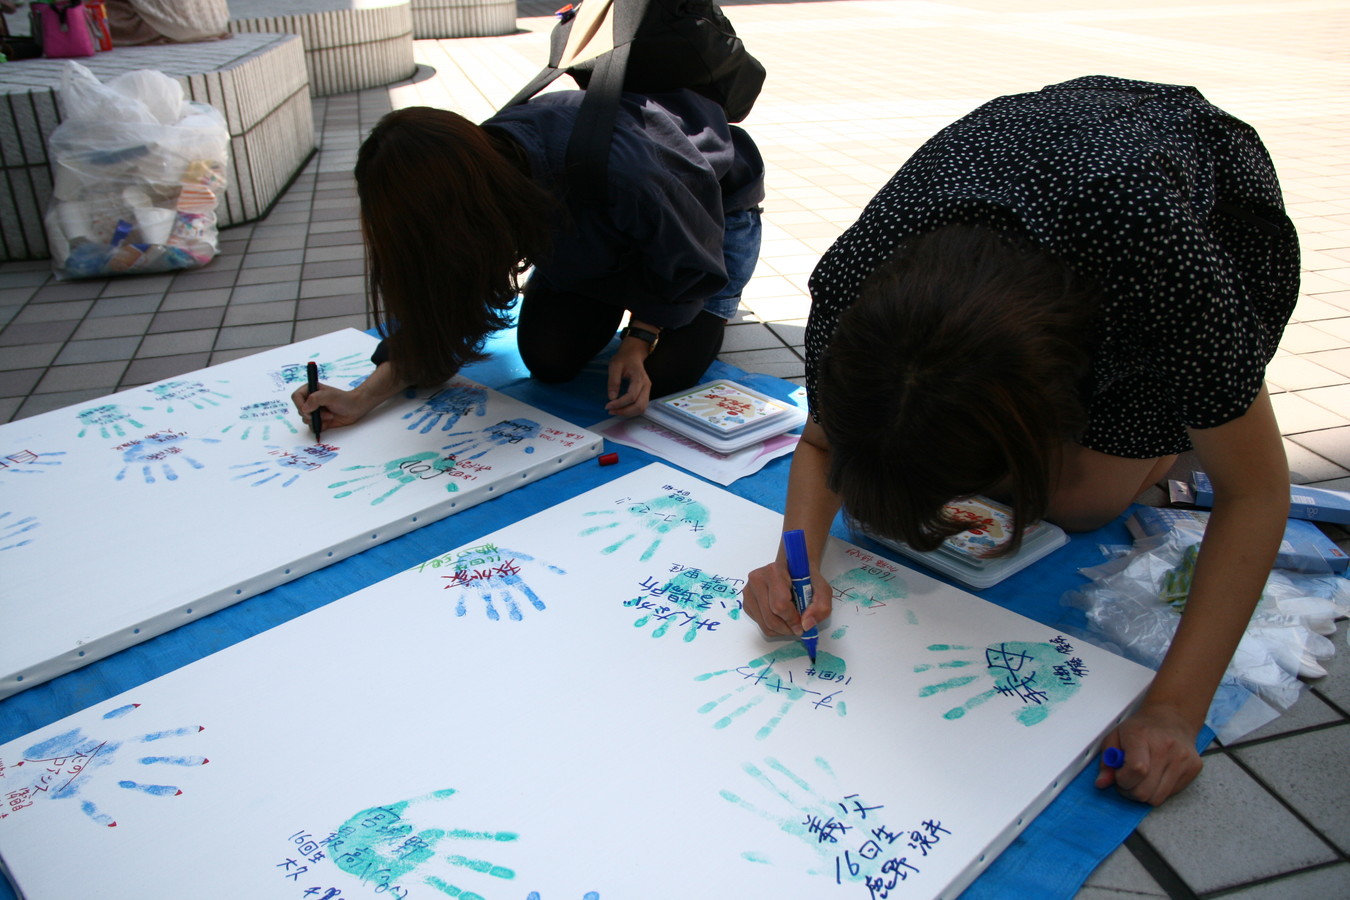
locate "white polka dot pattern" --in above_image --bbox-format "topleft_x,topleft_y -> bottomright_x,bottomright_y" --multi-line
805,75 -> 1300,458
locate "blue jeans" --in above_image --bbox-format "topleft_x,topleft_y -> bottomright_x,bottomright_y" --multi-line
703,206 -> 762,320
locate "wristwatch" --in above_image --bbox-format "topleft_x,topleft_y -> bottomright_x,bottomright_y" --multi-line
620,325 -> 661,354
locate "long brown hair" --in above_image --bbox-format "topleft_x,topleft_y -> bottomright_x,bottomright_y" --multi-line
818,224 -> 1097,554
355,107 -> 555,385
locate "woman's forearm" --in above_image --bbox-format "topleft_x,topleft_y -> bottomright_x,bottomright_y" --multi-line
1146,385 -> 1289,729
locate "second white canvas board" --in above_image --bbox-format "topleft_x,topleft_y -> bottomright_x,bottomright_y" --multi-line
0,463 -> 1153,900
0,328 -> 601,697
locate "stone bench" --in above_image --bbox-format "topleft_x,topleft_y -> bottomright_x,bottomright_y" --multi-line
0,33 -> 315,262
414,0 -> 517,38
227,0 -> 417,97
226,0 -> 518,96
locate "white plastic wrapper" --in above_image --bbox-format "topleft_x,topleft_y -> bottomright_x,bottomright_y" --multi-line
44,61 -> 229,279
1064,527 -> 1350,741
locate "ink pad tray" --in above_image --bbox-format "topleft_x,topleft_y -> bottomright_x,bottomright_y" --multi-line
860,496 -> 1068,589
643,380 -> 807,453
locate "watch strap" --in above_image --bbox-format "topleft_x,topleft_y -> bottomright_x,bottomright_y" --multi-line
620,325 -> 661,349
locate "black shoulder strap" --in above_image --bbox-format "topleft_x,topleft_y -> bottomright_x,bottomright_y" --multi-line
563,0 -> 652,206
498,0 -> 654,207
499,65 -> 569,113
562,39 -> 630,206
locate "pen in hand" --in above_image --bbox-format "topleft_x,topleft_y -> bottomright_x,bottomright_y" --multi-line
305,361 -> 323,441
782,529 -> 819,663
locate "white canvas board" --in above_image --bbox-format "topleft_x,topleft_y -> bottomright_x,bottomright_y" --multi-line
0,463 -> 1153,900
0,329 -> 601,697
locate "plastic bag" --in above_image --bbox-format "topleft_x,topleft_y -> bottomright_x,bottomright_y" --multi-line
43,61 -> 229,279
1064,528 -> 1350,724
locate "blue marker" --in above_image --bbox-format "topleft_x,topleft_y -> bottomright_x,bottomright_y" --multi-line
782,529 -> 819,663
1101,746 -> 1125,769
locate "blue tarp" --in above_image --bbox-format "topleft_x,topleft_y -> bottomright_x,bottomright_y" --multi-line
0,329 -> 1177,900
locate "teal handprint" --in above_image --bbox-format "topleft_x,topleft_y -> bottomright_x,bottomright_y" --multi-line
831,565 -> 911,617
329,452 -> 460,505
326,788 -> 519,900
721,757 -> 928,888
76,404 -> 152,439
220,400 -> 300,440
696,644 -> 850,740
625,569 -> 743,642
579,493 -> 716,562
720,757 -> 842,874
918,641 -> 1083,726
147,379 -> 231,412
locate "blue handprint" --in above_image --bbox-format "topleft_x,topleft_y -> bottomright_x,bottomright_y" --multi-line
114,431 -> 221,483
76,404 -> 152,439
438,545 -> 565,621
441,417 -> 542,458
0,448 -> 65,482
8,703 -> 208,827
220,400 -> 300,440
578,493 -> 717,562
147,379 -> 231,412
0,510 -> 40,550
404,384 -> 489,434
231,443 -> 341,487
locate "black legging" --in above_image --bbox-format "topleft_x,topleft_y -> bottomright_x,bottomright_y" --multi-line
516,276 -> 726,399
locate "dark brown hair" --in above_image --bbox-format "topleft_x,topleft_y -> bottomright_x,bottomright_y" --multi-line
355,107 -> 555,386
817,224 -> 1097,554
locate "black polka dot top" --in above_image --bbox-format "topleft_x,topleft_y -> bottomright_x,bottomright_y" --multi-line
806,75 -> 1300,458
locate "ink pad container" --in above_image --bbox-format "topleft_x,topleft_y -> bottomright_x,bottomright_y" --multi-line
859,496 -> 1068,589
643,380 -> 807,453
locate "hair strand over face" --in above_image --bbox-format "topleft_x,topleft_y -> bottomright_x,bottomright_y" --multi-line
355,107 -> 556,386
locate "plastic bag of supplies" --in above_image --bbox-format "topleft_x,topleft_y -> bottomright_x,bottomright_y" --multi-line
1063,524 -> 1350,741
43,60 -> 229,279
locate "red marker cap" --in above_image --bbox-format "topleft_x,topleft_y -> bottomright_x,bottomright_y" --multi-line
599,452 -> 619,466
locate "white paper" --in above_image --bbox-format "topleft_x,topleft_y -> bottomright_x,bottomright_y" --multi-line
593,414 -> 799,484
0,329 -> 600,697
0,464 -> 1152,900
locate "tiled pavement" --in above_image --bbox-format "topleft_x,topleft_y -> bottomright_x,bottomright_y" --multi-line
1,1 -> 1348,896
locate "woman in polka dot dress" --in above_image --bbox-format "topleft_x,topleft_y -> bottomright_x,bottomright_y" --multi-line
743,76 -> 1299,806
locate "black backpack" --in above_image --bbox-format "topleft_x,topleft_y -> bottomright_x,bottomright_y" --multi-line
499,0 -> 766,204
